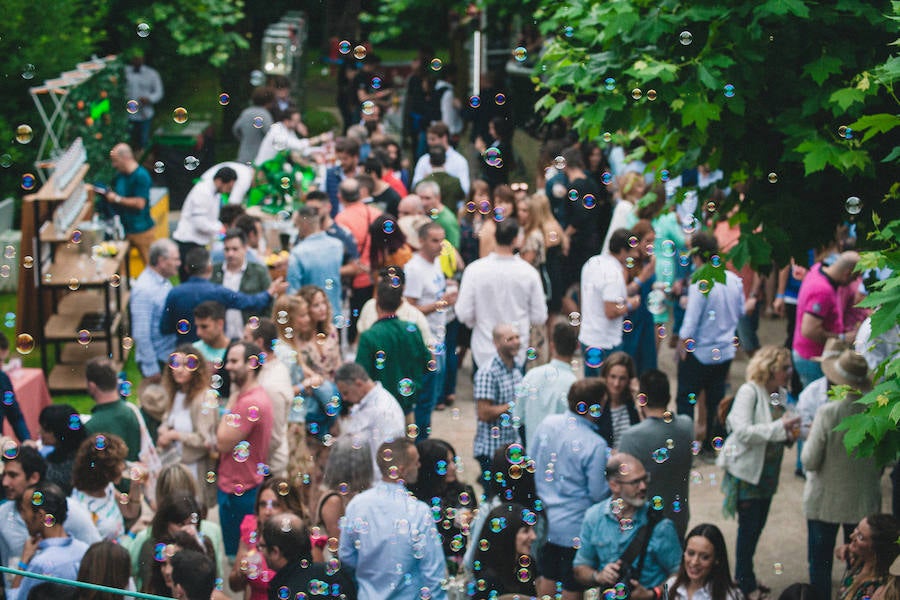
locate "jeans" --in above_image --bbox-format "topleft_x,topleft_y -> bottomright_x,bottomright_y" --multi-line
580,342 -> 622,378
807,519 -> 855,599
792,350 -> 824,389
129,118 -> 152,150
441,318 -> 460,401
217,485 -> 260,556
736,308 -> 761,353
735,497 -> 773,594
676,353 -> 732,449
414,351 -> 446,439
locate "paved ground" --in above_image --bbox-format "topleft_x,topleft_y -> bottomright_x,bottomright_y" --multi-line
429,312 -> 893,597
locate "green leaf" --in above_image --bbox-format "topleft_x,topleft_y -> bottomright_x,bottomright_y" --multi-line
882,146 -> 900,163
829,87 -> 866,111
804,55 -> 844,86
794,140 -> 842,174
754,0 -> 811,18
680,97 -> 721,132
849,113 -> 900,143
696,63 -> 719,90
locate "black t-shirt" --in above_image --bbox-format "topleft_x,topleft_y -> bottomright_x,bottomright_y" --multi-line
268,560 -> 357,600
374,186 -> 402,218
563,175 -> 612,259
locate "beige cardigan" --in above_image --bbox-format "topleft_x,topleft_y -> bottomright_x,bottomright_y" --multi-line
717,382 -> 788,486
801,398 -> 882,524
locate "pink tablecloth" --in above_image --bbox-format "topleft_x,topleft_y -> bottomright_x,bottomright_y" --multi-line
4,368 -> 52,439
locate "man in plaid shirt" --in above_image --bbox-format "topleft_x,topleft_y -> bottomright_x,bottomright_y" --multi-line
473,323 -> 523,495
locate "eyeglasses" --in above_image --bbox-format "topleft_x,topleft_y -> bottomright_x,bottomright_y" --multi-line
618,474 -> 650,486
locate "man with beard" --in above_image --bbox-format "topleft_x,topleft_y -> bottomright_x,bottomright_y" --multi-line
573,453 -> 681,600
215,341 -> 273,558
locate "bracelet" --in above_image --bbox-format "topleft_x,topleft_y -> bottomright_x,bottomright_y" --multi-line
775,293 -> 785,299
633,277 -> 642,286
17,561 -> 28,570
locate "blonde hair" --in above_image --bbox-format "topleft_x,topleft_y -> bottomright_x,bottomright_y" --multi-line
619,171 -> 645,201
273,294 -> 309,342
523,192 -> 564,246
156,463 -> 201,504
745,345 -> 791,385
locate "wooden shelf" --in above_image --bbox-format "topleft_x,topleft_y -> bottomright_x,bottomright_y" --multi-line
60,341 -> 115,363
39,200 -> 93,243
48,360 -> 122,393
43,242 -> 128,287
24,164 -> 90,203
57,289 -> 129,316
44,312 -> 121,342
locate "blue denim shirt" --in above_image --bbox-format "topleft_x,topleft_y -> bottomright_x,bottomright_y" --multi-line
11,535 -> 89,600
160,277 -> 271,343
573,502 -> 682,589
287,231 -> 344,315
532,411 -> 610,546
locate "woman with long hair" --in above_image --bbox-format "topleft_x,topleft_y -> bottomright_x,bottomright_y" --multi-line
271,294 -> 341,437
315,437 -> 373,543
296,285 -> 342,380
837,514 -> 900,600
156,345 -> 218,488
409,439 -> 477,575
458,179 -> 491,267
718,345 -> 801,598
368,213 -> 413,273
666,524 -> 743,599
622,219 -> 660,373
150,529 -> 224,599
38,404 -> 87,494
229,478 -> 306,600
133,492 -> 218,593
478,184 -> 518,258
71,433 -> 141,541
77,541 -> 133,600
599,352 -> 640,448
469,503 -> 538,599
127,465 -> 226,585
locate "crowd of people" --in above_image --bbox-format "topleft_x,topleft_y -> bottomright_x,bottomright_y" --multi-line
0,41 -> 897,600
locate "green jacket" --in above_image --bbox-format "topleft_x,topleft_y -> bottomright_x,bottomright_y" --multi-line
210,261 -> 272,324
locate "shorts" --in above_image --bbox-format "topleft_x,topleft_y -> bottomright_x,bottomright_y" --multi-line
537,541 -> 584,592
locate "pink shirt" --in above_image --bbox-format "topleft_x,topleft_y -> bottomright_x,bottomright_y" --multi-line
217,386 -> 273,493
793,263 -> 842,359
239,514 -> 274,600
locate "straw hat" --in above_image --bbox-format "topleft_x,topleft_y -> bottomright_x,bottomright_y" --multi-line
812,337 -> 850,362
139,383 -> 168,421
821,347 -> 871,391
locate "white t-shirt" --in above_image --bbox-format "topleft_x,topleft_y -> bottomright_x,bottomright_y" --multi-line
403,253 -> 447,336
579,253 -> 628,349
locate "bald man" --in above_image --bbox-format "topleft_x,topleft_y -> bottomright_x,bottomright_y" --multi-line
105,143 -> 155,265
793,251 -> 862,387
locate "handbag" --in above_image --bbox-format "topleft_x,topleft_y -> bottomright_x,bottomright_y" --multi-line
125,401 -> 162,506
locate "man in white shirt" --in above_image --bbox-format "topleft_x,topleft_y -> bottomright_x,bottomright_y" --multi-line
210,229 -> 271,339
456,217 -> 547,370
173,167 -> 238,281
132,239 -> 181,382
411,122 -> 470,194
579,228 -> 642,376
199,161 -> 254,205
404,221 -> 458,435
335,362 -> 406,474
254,108 -> 318,165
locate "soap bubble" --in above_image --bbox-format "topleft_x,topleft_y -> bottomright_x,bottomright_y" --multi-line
353,45 -> 367,60
679,31 -> 693,45
184,156 -> 200,171
845,196 -> 861,215
173,107 -> 188,124
218,93 -> 231,106
513,47 -> 528,62
21,173 -> 36,191
137,23 -> 151,38
249,70 -> 265,86
16,334 -> 35,354
768,172 -> 778,184
339,41 -> 351,55
724,84 -> 735,98
16,124 -> 33,144
430,58 -> 443,71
